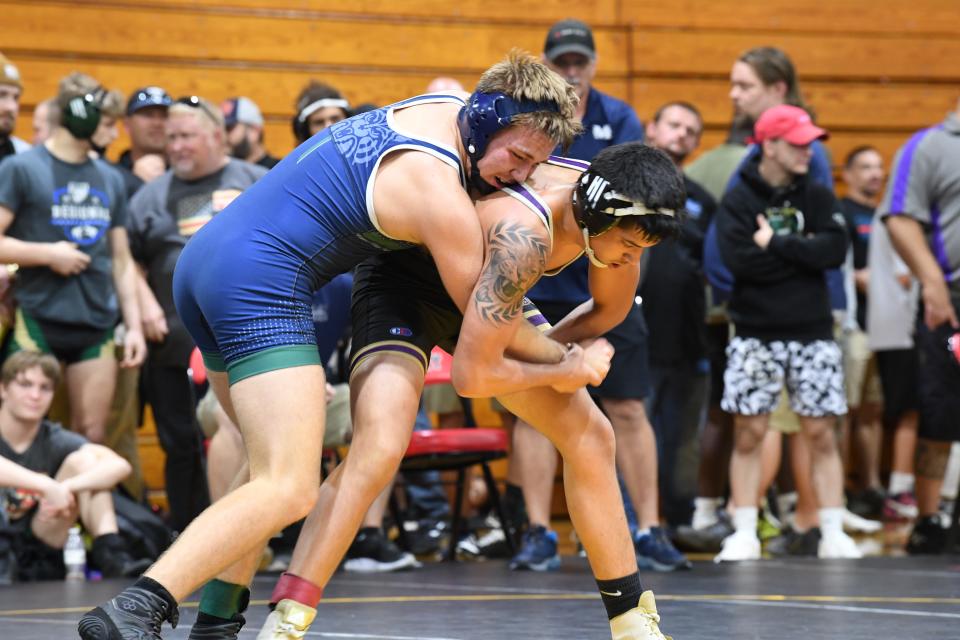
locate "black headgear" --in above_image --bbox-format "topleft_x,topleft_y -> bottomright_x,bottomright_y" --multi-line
457,91 -> 560,194
62,88 -> 105,141
572,169 -> 676,237
292,97 -> 351,143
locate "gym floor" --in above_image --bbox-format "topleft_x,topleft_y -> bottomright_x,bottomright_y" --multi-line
1,555 -> 958,639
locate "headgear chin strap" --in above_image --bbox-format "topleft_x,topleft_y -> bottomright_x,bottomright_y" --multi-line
62,88 -> 106,141
457,91 -> 560,194
580,227 -> 610,269
573,170 -> 676,237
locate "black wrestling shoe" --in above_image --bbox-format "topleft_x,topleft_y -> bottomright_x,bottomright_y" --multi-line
78,584 -> 179,639
188,612 -> 246,639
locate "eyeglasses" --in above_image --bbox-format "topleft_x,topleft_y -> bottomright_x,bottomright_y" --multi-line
176,95 -> 222,127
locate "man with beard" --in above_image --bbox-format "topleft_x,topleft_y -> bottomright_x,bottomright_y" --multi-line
116,86 -> 172,197
221,96 -> 281,169
838,146 -> 887,518
0,52 -> 29,163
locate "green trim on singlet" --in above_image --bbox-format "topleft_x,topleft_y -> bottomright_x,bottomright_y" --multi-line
226,345 -> 322,385
77,327 -> 115,362
200,350 -> 227,373
10,308 -> 51,354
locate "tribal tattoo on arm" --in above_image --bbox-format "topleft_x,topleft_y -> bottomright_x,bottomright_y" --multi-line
473,220 -> 548,326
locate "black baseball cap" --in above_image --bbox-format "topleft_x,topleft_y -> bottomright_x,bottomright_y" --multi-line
543,19 -> 596,61
126,86 -> 173,116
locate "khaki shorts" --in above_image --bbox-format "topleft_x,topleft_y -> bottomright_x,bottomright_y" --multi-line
196,382 -> 352,448
769,388 -> 801,434
421,382 -> 463,414
842,328 -> 883,408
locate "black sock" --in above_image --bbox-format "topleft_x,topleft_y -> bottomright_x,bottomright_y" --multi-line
195,611 -> 240,625
133,576 -> 178,613
596,572 -> 644,620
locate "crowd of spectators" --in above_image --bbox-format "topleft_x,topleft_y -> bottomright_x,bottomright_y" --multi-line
0,15 -> 958,584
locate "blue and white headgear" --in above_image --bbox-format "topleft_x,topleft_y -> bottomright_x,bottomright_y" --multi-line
457,91 -> 560,194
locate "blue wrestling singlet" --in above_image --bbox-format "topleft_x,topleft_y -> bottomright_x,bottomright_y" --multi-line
172,94 -> 467,383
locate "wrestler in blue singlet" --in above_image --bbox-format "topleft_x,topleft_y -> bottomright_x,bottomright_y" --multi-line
172,94 -> 467,383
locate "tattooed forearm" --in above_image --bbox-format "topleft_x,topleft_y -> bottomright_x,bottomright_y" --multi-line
473,220 -> 548,326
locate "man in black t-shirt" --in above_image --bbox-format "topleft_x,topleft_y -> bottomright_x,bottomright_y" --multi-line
221,97 -> 281,169
640,102 -> 716,526
0,351 -> 149,581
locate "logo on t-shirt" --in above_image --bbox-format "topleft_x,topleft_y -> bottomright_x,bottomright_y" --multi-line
764,202 -> 805,236
592,124 -> 613,140
51,181 -> 112,245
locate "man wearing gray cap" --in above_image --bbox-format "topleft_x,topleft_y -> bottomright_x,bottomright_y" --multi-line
221,96 -> 280,169
0,52 -> 30,164
117,86 -> 172,197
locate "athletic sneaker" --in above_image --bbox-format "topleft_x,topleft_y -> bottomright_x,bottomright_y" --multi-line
90,533 -> 153,578
765,527 -> 821,557
255,599 -> 315,640
841,508 -> 883,534
757,507 -> 782,542
188,612 -> 245,639
635,527 -> 692,572
818,531 -> 863,559
714,531 -> 761,562
906,514 -> 948,555
78,585 -> 179,639
847,487 -> 885,520
609,590 -> 670,640
509,525 -> 561,571
674,512 -> 734,553
343,528 -> 421,573
883,492 -> 919,521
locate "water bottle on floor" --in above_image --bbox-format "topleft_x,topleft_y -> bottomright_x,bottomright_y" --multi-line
64,526 -> 86,581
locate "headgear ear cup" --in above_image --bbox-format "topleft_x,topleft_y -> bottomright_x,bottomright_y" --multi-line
457,91 -> 560,194
62,90 -> 103,141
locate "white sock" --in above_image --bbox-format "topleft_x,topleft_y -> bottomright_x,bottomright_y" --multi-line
733,507 -> 758,535
776,492 -> 798,518
888,471 -> 915,495
635,527 -> 651,539
819,507 -> 845,537
692,497 -> 722,529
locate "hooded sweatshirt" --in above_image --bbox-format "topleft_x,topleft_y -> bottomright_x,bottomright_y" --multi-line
716,152 -> 847,342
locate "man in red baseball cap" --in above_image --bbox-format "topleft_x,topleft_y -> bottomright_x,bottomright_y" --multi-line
714,103 -> 860,562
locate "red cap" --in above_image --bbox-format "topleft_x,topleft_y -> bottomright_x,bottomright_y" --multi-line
751,105 -> 828,145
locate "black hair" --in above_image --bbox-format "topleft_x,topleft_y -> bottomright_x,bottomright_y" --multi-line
590,142 -> 686,242
844,144 -> 878,169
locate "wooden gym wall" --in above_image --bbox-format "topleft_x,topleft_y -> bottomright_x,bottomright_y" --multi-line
6,0 -> 960,173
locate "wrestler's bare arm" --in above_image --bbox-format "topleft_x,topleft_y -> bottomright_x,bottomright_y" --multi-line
546,258 -> 642,344
451,207 -> 608,397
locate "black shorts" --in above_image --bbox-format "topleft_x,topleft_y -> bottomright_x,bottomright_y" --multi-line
350,249 -> 462,376
875,347 -> 920,423
915,307 -> 960,442
8,309 -> 114,365
533,299 -> 651,401
704,322 -> 730,407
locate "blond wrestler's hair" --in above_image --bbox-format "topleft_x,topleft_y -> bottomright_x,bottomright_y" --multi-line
476,49 -> 582,150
